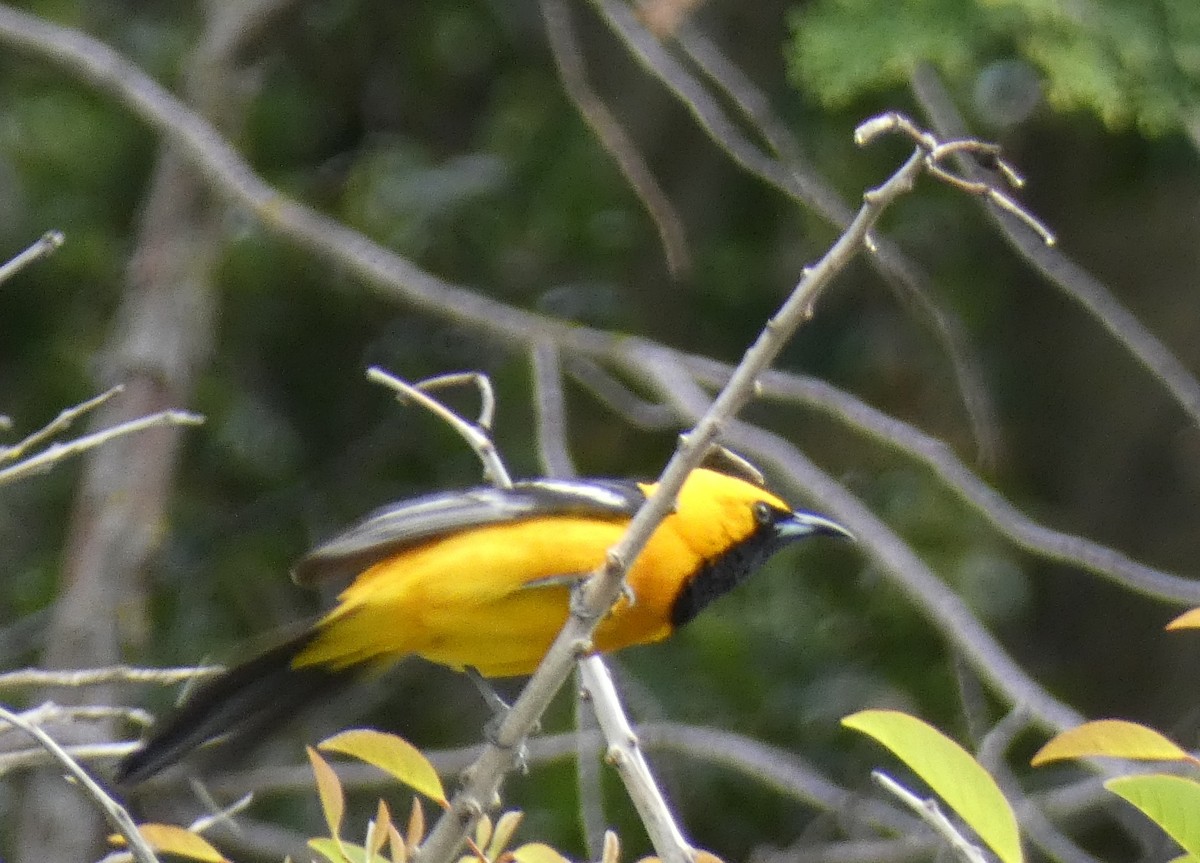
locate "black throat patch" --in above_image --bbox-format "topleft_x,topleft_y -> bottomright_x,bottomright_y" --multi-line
668,523 -> 786,628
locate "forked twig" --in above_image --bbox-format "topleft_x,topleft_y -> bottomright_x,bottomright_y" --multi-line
0,407 -> 204,487
0,385 -> 124,465
375,362 -> 693,861
855,112 -> 1055,247
365,366 -> 511,488
419,114 -> 954,863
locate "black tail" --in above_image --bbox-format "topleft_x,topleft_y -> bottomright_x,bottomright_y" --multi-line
116,631 -> 352,784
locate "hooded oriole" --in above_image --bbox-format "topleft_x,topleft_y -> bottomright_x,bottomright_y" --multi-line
117,467 -> 847,782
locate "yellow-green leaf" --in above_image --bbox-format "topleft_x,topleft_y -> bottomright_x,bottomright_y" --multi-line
1167,608 -> 1200,630
1107,775 -> 1200,858
1032,720 -> 1193,766
320,729 -> 447,804
511,843 -> 572,863
308,745 -> 345,842
843,709 -> 1022,863
309,838 -> 391,863
135,824 -> 226,862
487,811 -> 523,859
474,813 -> 493,852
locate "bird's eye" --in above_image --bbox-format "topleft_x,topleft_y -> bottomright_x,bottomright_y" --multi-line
752,501 -> 774,525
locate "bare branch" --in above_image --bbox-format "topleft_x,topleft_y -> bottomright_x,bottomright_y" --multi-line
594,0 -> 1002,463
541,0 -> 690,277
366,367 -> 512,489
729,368 -> 1200,605
872,771 -> 989,863
855,112 -> 1054,246
911,64 -> 1200,433
0,385 -> 124,465
0,408 -> 204,488
579,657 -> 692,863
574,670 -> 607,860
531,342 -> 578,479
0,741 -> 137,777
419,119 -> 939,863
0,230 -> 64,286
0,665 -> 223,690
565,356 -> 677,430
6,702 -> 155,731
0,704 -> 160,863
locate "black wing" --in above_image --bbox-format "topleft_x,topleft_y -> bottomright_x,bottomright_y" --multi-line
291,478 -> 645,586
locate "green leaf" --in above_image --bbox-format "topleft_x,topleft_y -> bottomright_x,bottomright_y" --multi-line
1107,775 -> 1200,858
320,728 -> 447,805
1032,720 -> 1194,765
843,709 -> 1022,863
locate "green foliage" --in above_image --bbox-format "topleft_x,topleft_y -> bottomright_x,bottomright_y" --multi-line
1034,716 -> 1200,860
788,0 -> 1200,133
844,709 -> 1023,863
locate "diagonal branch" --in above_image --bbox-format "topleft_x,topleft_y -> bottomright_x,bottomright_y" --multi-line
419,126 -> 933,863
593,0 -> 1002,462
910,64 -> 1200,432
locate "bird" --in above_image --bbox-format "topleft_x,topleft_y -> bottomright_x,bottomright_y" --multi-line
116,467 -> 849,783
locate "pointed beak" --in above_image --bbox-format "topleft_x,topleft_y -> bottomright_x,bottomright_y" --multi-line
777,510 -> 854,542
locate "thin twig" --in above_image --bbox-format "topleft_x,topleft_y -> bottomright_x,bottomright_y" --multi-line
574,669 -> 607,860
0,229 -> 64,286
189,792 -> 255,836
872,771 -> 989,863
910,64 -> 1200,434
6,702 -> 155,730
0,704 -> 160,863
415,371 -> 499,432
366,367 -> 512,488
0,664 -> 224,690
579,657 -> 693,862
594,0 -> 1002,463
855,112 -> 1054,246
419,118 -> 934,863
531,342 -> 578,479
0,409 -> 204,487
540,0 -> 690,277
0,741 -> 138,777
0,385 -> 124,464
564,357 -> 677,430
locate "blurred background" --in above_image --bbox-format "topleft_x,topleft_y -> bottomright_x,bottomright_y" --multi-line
1,0 -> 1199,861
